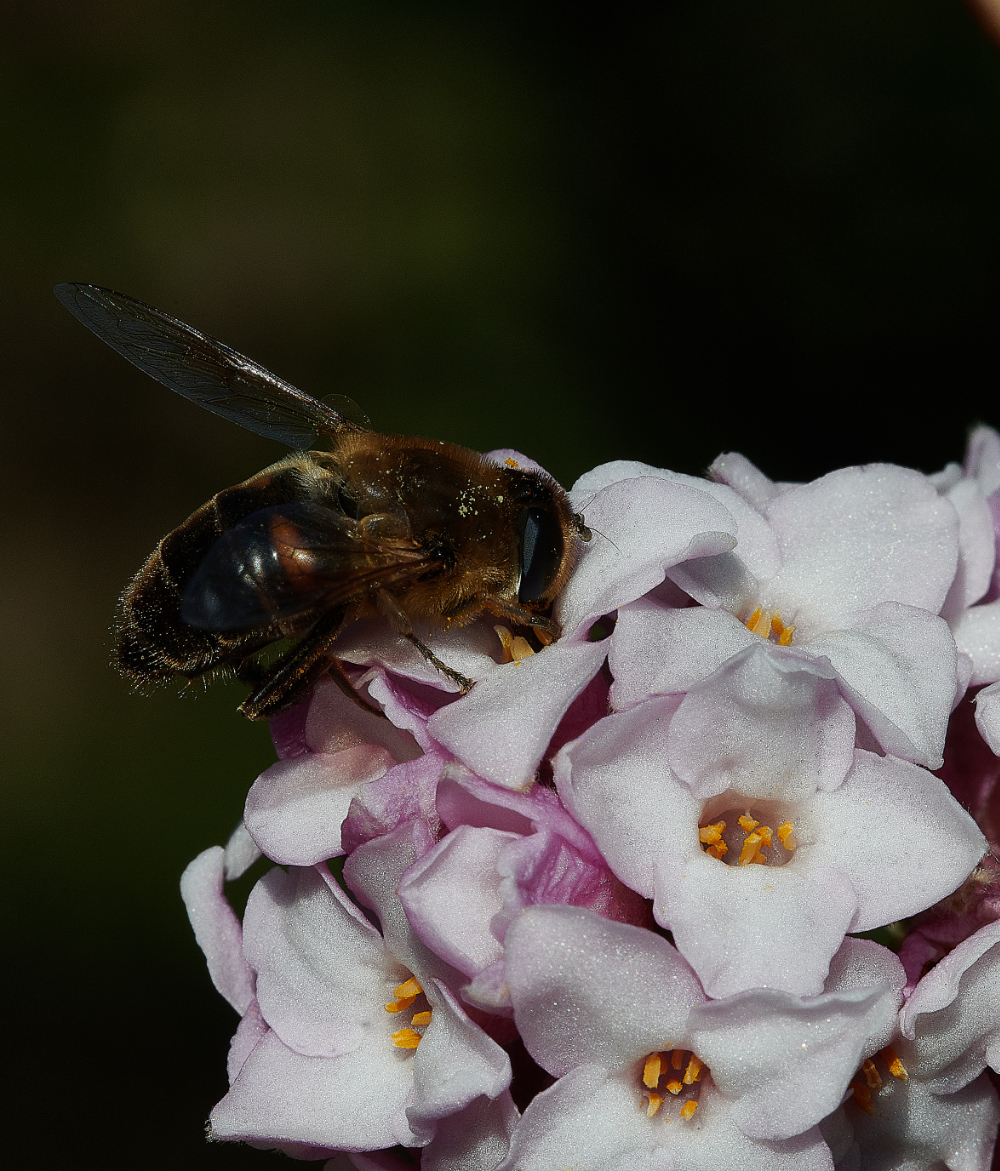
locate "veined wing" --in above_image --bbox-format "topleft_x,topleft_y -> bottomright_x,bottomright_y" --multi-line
180,502 -> 431,630
54,282 -> 360,448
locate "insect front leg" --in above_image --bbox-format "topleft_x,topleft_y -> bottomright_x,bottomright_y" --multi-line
375,588 -> 474,694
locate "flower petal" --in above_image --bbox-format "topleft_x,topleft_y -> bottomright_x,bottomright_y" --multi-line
428,639 -> 608,790
559,473 -> 739,636
654,852 -> 858,999
421,1091 -> 519,1171
243,863 -> 405,1059
554,697 -> 695,898
954,600 -> 1000,686
809,602 -> 957,768
609,599 -> 757,709
210,1025 -> 415,1150
408,979 -> 512,1142
686,970 -> 903,1141
398,826 -> 516,978
505,905 -> 704,1077
900,919 -> 1000,1094
180,846 -> 255,1014
761,464 -> 959,632
244,747 -> 394,864
803,751 -> 986,933
666,643 -> 855,799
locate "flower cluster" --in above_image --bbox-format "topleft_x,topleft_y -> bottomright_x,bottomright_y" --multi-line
182,434 -> 1000,1170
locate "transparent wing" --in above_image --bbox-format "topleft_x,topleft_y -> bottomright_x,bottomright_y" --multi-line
180,502 -> 431,630
54,282 -> 361,448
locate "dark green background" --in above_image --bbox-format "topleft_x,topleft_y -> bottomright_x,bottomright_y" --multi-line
4,2 -> 1000,1166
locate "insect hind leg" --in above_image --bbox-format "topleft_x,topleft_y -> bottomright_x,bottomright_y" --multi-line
238,607 -> 352,720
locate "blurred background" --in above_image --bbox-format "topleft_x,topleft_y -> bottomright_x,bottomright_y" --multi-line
4,1 -> 1000,1165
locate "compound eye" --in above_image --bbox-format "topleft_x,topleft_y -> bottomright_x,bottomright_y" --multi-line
518,507 -> 564,605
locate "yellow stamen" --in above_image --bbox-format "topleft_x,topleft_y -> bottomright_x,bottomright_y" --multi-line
510,635 -> 535,660
778,624 -> 795,646
411,1011 -> 432,1027
699,821 -> 726,845
777,822 -> 797,849
881,1046 -> 909,1081
683,1054 -> 703,1084
738,814 -> 759,832
391,1028 -> 423,1049
665,1078 -> 683,1096
849,1081 -> 875,1115
862,1059 -> 882,1090
706,842 -> 728,859
739,831 -> 764,866
494,625 -> 537,663
671,1049 -> 685,1070
385,976 -> 423,1013
748,608 -> 771,637
680,1100 -> 698,1120
643,1053 -> 662,1089
645,1092 -> 663,1117
750,851 -> 767,864
756,824 -> 773,848
770,613 -> 784,635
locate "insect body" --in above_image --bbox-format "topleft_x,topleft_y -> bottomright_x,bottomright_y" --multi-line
56,284 -> 589,719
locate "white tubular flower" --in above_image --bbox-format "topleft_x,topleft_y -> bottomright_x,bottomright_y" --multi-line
600,456 -> 960,768
496,908 -> 903,1171
555,698 -> 986,998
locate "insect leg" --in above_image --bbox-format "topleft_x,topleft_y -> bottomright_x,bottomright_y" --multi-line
238,607 -> 348,720
375,588 -> 474,694
403,632 -> 474,694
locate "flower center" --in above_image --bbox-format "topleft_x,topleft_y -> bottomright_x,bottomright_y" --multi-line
744,606 -> 795,646
847,1046 -> 909,1115
385,975 -> 433,1049
638,1048 -> 709,1120
699,809 -> 797,866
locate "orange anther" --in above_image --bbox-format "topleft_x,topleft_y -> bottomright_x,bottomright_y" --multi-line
665,1079 -> 683,1096
683,1055 -> 703,1084
671,1049 -> 685,1070
738,814 -> 759,832
680,1100 -> 698,1120
770,614 -> 785,635
849,1081 -> 875,1115
645,1092 -> 663,1117
748,608 -> 771,637
391,1028 -> 422,1049
881,1046 -> 909,1081
699,821 -> 726,844
706,842 -> 728,859
862,1059 -> 882,1090
411,1011 -> 432,1027
777,822 -> 797,849
643,1053 -> 662,1089
778,625 -> 795,646
393,977 -> 422,999
739,832 -> 764,866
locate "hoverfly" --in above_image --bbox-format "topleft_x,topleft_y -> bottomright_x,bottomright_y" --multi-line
56,284 -> 590,719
